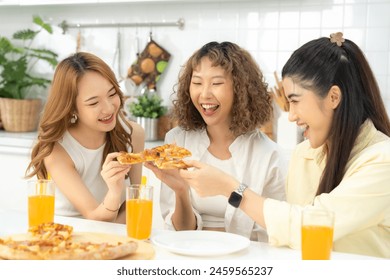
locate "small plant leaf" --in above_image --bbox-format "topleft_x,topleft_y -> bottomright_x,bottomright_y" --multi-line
128,92 -> 167,119
33,15 -> 53,34
13,29 -> 39,40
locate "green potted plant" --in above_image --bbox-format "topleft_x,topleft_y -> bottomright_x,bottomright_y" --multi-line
128,90 -> 167,141
0,15 -> 58,132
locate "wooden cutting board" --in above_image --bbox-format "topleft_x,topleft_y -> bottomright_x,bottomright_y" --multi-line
0,232 -> 155,260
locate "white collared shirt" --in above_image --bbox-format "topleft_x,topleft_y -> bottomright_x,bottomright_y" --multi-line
160,127 -> 287,241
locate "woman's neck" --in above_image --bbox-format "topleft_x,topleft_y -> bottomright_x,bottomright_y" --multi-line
68,126 -> 106,149
206,125 -> 235,160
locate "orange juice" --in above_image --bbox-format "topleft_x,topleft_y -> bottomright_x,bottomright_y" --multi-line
301,225 -> 334,260
28,194 -> 55,227
126,199 -> 153,239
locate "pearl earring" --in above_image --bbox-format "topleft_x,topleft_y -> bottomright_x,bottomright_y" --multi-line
70,113 -> 78,124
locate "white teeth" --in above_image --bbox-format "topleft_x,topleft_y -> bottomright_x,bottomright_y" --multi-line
100,115 -> 112,121
201,104 -> 218,109
298,124 -> 308,131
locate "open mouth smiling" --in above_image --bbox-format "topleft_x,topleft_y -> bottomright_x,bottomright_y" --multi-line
99,114 -> 113,122
201,103 -> 219,112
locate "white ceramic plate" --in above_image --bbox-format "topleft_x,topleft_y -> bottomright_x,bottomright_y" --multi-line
151,230 -> 250,257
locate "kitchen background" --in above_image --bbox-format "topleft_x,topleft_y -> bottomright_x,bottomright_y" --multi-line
0,0 -> 389,114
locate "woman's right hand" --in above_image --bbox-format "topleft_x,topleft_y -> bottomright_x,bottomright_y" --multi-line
179,160 -> 238,197
101,152 -> 131,193
144,161 -> 190,193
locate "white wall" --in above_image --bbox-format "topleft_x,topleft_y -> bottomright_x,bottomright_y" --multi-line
1,0 -> 389,122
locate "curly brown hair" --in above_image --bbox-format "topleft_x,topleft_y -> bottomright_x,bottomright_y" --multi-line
172,41 -> 272,136
25,52 -> 133,179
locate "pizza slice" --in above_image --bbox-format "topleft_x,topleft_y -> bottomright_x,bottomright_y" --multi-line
142,148 -> 160,161
29,222 -> 73,242
155,158 -> 191,170
117,152 -> 145,165
161,144 -> 192,159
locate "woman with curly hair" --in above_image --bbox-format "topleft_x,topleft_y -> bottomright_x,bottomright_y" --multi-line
25,52 -> 145,223
145,41 -> 286,241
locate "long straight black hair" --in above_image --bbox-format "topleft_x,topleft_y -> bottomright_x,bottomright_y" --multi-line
282,35 -> 390,195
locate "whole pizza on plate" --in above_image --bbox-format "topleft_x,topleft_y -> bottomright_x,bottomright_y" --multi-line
0,222 -> 138,260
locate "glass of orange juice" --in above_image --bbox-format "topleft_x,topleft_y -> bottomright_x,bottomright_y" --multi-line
301,208 -> 335,260
27,179 -> 55,228
126,184 -> 153,240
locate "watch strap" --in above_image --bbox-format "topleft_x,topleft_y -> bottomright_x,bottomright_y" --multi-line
228,183 -> 248,208
235,183 -> 248,196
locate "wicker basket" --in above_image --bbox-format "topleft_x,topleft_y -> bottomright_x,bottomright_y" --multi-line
0,98 -> 42,132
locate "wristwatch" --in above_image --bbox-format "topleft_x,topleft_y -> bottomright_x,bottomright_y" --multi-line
228,183 -> 248,208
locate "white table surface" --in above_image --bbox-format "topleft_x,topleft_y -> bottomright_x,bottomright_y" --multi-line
0,209 -> 380,260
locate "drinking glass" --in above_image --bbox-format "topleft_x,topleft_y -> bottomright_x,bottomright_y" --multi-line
27,179 -> 55,228
126,184 -> 153,240
301,208 -> 335,260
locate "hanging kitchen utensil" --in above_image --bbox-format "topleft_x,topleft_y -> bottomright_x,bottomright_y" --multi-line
112,28 -> 124,81
272,71 -> 289,112
126,31 -> 171,90
76,28 -> 82,52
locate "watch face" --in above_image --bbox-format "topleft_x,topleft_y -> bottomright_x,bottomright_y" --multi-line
228,191 -> 242,208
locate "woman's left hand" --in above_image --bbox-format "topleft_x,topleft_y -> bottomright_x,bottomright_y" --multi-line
144,161 -> 190,193
179,160 -> 239,197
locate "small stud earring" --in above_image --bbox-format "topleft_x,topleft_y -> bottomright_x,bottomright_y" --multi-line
70,113 -> 78,124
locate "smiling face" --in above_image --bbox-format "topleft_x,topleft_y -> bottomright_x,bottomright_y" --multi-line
282,77 -> 340,149
189,56 -> 234,129
74,71 -> 121,134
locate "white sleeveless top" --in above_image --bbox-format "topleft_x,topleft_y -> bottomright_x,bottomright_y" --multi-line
56,131 -> 127,217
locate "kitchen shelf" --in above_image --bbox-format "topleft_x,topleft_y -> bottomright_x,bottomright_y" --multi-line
59,18 -> 185,34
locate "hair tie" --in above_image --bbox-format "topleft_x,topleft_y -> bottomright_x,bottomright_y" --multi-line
330,32 -> 345,46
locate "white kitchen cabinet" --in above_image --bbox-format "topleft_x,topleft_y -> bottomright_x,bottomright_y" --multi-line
0,132 -> 36,213
0,150 -> 31,213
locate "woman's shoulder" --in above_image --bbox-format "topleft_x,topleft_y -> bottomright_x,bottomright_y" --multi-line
359,131 -> 390,159
58,130 -> 79,149
45,141 -> 74,169
351,120 -> 390,162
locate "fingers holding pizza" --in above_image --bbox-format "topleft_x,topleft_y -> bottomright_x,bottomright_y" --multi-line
101,152 -> 131,192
